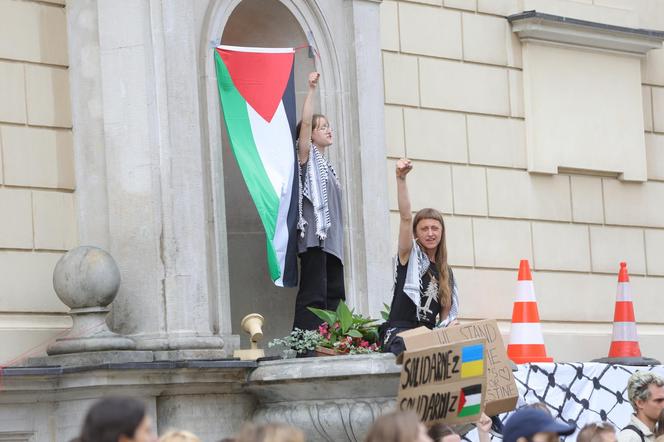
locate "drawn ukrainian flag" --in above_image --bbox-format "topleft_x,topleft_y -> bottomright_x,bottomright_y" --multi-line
460,343 -> 484,378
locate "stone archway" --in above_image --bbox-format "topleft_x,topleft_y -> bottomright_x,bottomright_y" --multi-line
199,0 -> 392,352
220,0 -> 316,350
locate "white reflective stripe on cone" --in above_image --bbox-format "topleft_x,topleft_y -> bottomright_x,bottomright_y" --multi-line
509,322 -> 545,345
615,283 -> 633,302
612,322 -> 639,341
515,281 -> 537,302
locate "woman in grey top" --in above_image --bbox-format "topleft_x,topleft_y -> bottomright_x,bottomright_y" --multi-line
293,71 -> 345,331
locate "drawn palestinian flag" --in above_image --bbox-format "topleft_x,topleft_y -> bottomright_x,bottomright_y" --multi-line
214,45 -> 299,287
460,343 -> 484,378
458,384 -> 482,417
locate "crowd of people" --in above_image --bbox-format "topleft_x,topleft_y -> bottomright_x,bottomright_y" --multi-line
69,370 -> 664,442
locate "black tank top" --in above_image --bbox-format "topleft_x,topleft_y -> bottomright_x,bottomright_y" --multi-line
387,259 -> 441,329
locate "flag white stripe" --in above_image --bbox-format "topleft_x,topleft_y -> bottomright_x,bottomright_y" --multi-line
464,394 -> 481,407
247,101 -> 295,286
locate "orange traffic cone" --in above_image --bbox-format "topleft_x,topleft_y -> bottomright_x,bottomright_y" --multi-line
593,262 -> 660,365
507,260 -> 553,364
608,262 -> 641,357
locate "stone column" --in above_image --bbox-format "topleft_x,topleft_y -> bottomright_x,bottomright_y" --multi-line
66,0 -> 110,250
67,0 -> 225,357
344,0 -> 393,317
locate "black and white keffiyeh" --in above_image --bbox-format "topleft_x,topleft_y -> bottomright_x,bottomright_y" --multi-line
297,143 -> 340,240
397,239 -> 460,324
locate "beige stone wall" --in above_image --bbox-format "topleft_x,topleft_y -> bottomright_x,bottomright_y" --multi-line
0,0 -> 74,366
381,0 -> 664,362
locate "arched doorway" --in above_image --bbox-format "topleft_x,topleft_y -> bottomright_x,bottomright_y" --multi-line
220,0 -> 316,350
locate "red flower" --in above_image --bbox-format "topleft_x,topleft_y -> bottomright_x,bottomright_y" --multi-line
333,322 -> 340,330
360,340 -> 369,348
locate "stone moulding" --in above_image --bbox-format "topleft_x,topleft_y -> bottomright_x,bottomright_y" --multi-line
248,354 -> 401,442
508,10 -> 664,55
0,354 -> 401,442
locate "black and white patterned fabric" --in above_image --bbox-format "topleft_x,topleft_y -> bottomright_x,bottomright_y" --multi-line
463,363 -> 664,442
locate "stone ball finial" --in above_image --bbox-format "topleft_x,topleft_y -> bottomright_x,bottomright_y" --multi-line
53,246 -> 121,310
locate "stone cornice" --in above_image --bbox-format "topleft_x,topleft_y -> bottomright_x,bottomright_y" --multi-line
509,10 -> 664,55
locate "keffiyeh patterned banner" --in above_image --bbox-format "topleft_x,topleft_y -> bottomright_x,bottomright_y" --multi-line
464,363 -> 664,442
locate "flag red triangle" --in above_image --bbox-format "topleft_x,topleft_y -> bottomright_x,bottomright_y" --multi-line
458,388 -> 466,415
216,47 -> 294,123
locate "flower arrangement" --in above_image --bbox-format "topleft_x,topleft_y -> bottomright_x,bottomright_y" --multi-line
268,328 -> 323,355
308,301 -> 381,355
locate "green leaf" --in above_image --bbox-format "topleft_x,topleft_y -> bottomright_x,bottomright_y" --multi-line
347,329 -> 363,338
337,301 -> 352,333
363,328 -> 379,343
307,307 -> 337,325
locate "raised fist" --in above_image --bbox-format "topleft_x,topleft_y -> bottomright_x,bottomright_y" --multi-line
396,158 -> 413,178
308,71 -> 320,89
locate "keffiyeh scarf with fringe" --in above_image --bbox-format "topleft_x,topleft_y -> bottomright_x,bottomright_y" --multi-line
297,143 -> 340,240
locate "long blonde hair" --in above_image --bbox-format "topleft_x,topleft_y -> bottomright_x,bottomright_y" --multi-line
412,208 -> 451,313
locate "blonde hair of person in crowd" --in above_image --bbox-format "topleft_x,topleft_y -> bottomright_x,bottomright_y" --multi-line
235,423 -> 304,442
159,431 -> 201,442
364,411 -> 432,442
577,423 -> 617,442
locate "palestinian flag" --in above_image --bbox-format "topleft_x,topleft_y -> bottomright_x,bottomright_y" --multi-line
458,384 -> 482,417
214,45 -> 299,287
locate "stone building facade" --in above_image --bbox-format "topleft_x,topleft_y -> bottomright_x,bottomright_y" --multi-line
380,0 -> 664,362
0,0 -> 663,426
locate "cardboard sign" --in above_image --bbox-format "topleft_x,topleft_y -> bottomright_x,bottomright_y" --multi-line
398,338 -> 487,426
397,319 -> 518,416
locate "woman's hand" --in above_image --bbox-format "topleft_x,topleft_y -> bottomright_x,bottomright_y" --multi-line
308,72 -> 320,90
475,413 -> 492,433
396,158 -> 413,179
475,413 -> 492,442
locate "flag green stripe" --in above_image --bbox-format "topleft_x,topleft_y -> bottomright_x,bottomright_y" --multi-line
458,404 -> 481,417
214,51 -> 280,280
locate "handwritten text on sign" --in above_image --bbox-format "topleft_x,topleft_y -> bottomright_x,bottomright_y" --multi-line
398,338 -> 487,425
398,320 -> 518,416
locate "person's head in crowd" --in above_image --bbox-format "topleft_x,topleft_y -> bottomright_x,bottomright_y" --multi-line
364,411 -> 432,442
159,430 -> 201,442
627,371 -> 664,428
428,423 -> 460,442
527,402 -> 553,416
236,423 -> 305,442
577,422 -> 616,442
79,396 -> 157,442
657,409 -> 664,437
503,407 -> 575,442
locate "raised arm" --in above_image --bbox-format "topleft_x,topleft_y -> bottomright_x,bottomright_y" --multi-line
297,72 -> 320,165
396,158 -> 414,264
